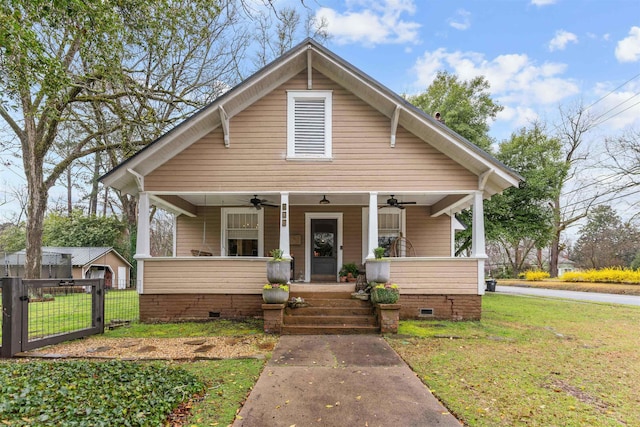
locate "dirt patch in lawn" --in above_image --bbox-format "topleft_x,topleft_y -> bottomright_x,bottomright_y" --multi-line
20,335 -> 278,360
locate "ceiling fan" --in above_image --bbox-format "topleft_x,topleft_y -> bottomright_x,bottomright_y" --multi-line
383,195 -> 417,210
250,195 -> 277,210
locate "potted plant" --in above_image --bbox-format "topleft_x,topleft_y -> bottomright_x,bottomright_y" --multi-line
366,246 -> 391,283
266,248 -> 291,284
339,262 -> 359,282
262,283 -> 290,303
370,282 -> 399,304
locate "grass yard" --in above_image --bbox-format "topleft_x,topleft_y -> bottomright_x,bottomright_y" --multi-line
388,293 -> 640,426
498,279 -> 640,295
0,289 -> 139,340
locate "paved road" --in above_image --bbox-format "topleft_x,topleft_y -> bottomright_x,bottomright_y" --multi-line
495,285 -> 640,306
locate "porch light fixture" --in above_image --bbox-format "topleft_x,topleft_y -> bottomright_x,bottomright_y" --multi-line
319,195 -> 330,205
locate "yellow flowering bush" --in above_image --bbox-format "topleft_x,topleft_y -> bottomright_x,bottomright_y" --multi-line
524,270 -> 550,281
560,267 -> 640,284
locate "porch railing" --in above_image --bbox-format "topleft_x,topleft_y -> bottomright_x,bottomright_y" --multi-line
140,256 -> 480,295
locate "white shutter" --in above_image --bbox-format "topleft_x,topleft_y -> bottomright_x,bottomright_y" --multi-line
294,98 -> 326,156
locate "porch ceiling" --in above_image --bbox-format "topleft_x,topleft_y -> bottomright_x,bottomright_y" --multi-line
151,192 -> 472,216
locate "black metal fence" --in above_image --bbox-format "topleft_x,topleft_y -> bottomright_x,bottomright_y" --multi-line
1,277 -> 139,357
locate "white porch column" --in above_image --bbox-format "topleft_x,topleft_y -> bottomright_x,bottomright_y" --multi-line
279,192 -> 291,259
135,192 -> 151,258
471,190 -> 487,258
367,192 -> 379,259
471,190 -> 488,295
134,191 -> 151,293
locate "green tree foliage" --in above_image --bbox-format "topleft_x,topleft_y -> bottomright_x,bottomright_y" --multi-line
485,124 -> 566,276
407,71 -> 503,151
573,205 -> 640,269
0,223 -> 26,253
43,211 -> 130,261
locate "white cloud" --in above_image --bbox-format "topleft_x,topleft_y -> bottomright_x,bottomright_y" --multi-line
411,48 -> 580,130
448,9 -> 471,31
549,30 -> 578,51
615,26 -> 640,62
530,0 -> 557,6
315,0 -> 421,46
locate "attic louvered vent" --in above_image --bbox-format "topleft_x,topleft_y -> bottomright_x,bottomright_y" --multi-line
294,99 -> 325,155
287,91 -> 332,159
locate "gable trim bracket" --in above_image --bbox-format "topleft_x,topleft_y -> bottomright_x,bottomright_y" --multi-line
127,168 -> 144,192
479,169 -> 494,192
390,105 -> 402,147
219,105 -> 230,148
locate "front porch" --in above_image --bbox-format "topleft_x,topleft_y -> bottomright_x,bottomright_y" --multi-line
137,256 -> 483,322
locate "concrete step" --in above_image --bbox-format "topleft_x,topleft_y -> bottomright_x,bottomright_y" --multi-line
281,324 -> 380,335
284,314 -> 378,326
290,291 -> 356,300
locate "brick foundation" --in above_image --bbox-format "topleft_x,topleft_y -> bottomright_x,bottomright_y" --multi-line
140,294 -> 263,322
399,294 -> 482,321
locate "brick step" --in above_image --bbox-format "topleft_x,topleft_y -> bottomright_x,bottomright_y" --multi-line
291,298 -> 371,308
290,291 -> 360,300
283,314 -> 377,326
281,324 -> 380,335
285,306 -> 373,316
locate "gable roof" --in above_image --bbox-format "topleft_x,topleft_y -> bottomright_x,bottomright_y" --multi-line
11,247 -> 131,268
101,38 -> 521,196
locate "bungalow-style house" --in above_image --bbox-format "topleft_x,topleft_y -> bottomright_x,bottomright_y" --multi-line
101,39 -> 521,323
5,247 -> 131,289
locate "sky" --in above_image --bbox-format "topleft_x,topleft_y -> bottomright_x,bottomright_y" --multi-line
309,0 -> 640,142
1,0 -> 639,223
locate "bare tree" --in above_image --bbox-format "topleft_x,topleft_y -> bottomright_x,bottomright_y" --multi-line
549,103 -> 606,277
0,0 -> 251,278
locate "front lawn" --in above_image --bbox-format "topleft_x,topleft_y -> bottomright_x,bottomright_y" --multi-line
389,294 -> 640,426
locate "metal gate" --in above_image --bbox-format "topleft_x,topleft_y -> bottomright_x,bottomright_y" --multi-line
1,277 -> 104,357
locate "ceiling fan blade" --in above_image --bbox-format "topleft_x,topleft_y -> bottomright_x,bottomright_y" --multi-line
398,201 -> 417,205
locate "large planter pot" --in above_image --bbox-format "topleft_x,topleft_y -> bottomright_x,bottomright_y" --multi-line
267,260 -> 291,284
365,259 -> 391,283
262,287 -> 290,304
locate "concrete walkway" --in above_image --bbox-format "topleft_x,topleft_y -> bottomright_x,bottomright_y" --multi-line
495,285 -> 640,306
233,335 -> 461,427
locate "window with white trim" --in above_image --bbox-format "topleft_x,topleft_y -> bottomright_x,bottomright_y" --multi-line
378,210 -> 402,256
361,207 -> 406,259
221,208 -> 264,256
287,91 -> 332,159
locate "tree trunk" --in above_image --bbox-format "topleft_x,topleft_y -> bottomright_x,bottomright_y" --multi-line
25,161 -> 48,279
549,197 -> 562,277
66,168 -> 72,215
88,153 -> 101,215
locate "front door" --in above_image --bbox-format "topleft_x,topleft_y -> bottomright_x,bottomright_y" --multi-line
311,218 -> 338,281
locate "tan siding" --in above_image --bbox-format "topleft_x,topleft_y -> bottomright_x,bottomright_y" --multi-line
143,258 -> 265,294
405,209 -> 451,257
176,206 -> 221,256
145,71 -> 477,192
392,258 -> 478,294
